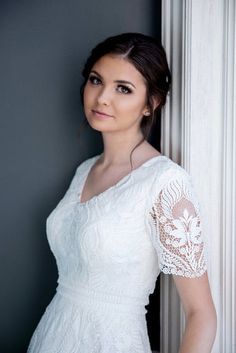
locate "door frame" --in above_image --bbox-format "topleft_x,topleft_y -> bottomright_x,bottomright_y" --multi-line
161,1 -> 236,352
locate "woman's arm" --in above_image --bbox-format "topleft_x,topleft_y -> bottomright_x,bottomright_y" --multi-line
148,169 -> 217,351
173,272 -> 217,353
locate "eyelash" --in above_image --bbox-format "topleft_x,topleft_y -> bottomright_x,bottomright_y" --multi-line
88,75 -> 132,94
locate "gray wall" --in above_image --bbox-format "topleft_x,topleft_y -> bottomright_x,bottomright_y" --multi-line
0,1 -> 161,352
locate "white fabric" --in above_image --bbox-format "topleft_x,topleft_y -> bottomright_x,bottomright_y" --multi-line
147,173 -> 206,278
27,153 -> 207,353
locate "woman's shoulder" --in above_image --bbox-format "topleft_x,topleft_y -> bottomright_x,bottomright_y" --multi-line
144,155 -> 199,213
146,154 -> 193,189
148,153 -> 189,174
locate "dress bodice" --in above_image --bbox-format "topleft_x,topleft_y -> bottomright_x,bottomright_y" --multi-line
27,153 -> 208,353
46,154 -> 207,313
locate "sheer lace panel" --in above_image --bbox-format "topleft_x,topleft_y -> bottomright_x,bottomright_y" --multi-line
149,176 -> 207,277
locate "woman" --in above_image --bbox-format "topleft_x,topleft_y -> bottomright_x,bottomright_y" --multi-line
27,32 -> 217,353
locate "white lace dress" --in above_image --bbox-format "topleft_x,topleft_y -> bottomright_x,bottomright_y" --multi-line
27,153 -> 207,353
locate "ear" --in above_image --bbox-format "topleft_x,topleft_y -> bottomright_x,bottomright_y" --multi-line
152,96 -> 161,111
142,96 -> 161,116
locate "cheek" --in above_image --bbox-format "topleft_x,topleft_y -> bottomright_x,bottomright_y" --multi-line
118,96 -> 146,114
83,84 -> 91,106
83,89 -> 93,118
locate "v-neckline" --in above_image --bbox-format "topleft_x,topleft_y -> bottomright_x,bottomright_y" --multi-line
78,153 -> 166,206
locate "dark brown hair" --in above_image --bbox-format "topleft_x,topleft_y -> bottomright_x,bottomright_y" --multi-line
79,32 -> 171,165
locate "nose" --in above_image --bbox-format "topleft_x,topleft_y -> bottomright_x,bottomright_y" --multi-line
96,87 -> 111,106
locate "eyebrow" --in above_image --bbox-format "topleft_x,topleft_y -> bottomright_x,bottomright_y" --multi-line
90,70 -> 136,89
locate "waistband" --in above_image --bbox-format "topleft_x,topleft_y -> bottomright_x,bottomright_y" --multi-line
56,282 -> 147,315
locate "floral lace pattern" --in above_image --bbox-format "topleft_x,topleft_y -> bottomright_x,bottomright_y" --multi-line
27,292 -> 151,353
27,154 -> 207,353
149,176 -> 207,277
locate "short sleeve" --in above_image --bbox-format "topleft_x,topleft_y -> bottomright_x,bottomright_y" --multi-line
148,170 -> 207,278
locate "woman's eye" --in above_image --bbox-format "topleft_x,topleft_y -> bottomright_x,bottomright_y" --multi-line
117,85 -> 132,94
88,75 -> 101,85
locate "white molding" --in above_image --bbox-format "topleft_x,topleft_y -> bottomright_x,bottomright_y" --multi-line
161,0 -> 236,352
181,0 -> 192,170
161,1 -> 184,352
220,1 -> 236,351
161,0 -> 183,163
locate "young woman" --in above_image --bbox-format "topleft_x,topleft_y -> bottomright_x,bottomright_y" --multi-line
27,32 -> 217,353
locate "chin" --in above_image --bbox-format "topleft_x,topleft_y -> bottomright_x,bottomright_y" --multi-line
86,119 -> 112,132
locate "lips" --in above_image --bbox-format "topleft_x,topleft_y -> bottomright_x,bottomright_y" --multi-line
92,109 -> 113,117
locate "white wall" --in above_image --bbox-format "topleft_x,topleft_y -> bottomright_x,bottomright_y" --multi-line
161,1 -> 236,352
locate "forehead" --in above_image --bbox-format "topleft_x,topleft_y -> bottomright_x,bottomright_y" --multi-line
91,54 -> 146,85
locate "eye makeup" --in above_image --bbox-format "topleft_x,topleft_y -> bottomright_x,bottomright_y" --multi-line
88,74 -> 133,94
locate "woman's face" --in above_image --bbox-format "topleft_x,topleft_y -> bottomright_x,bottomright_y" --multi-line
83,54 -> 149,135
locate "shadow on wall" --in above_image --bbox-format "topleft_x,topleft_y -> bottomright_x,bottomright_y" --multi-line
0,0 -> 162,352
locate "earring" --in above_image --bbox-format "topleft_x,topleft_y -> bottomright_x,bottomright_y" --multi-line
144,111 -> 150,116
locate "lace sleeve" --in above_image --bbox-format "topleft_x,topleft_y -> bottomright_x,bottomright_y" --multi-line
148,172 -> 207,277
